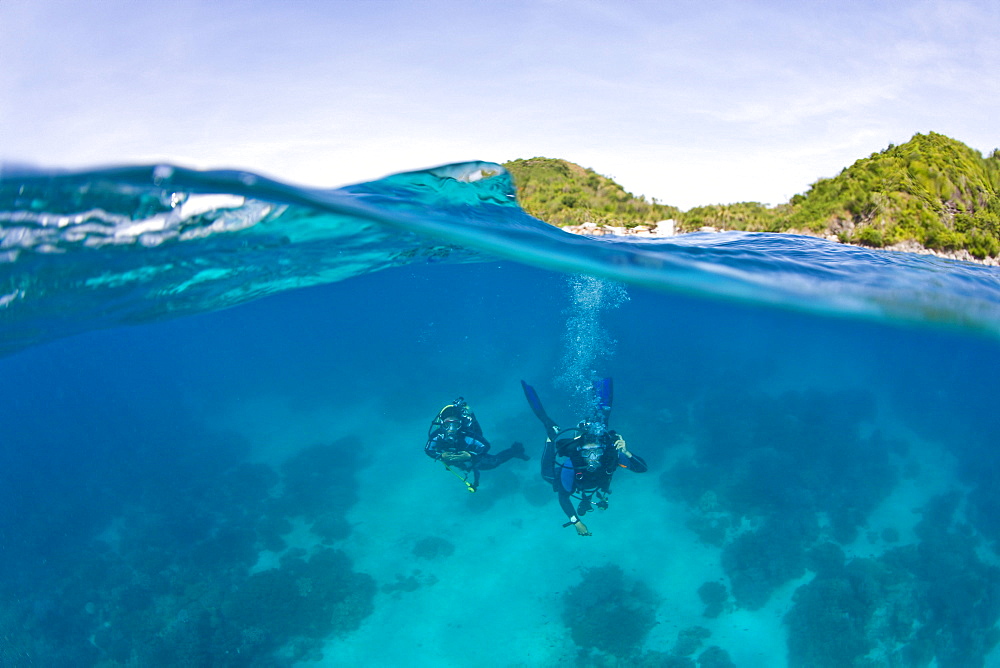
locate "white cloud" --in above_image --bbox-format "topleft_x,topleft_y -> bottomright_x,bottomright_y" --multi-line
2,0 -> 998,209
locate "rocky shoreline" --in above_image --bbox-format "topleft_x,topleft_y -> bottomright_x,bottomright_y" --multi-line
560,221 -> 1000,267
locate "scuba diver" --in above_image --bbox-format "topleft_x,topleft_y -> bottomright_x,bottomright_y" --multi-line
521,378 -> 647,536
425,397 -> 529,492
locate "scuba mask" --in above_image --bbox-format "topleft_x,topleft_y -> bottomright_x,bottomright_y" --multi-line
441,417 -> 462,442
580,442 -> 604,472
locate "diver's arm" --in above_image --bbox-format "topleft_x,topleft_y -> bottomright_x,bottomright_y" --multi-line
558,491 -> 592,536
558,491 -> 577,519
466,435 -> 489,457
425,436 -> 444,460
612,433 -> 648,472
622,453 -> 648,472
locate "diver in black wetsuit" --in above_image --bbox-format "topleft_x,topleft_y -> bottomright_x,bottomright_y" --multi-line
425,398 -> 529,492
521,378 -> 647,536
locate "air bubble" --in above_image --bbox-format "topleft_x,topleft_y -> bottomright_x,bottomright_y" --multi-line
152,165 -> 174,186
556,275 -> 629,414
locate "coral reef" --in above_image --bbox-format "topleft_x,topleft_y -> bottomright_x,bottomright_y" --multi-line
672,625 -> 711,656
663,387 -> 897,610
653,382 -> 1000,665
721,518 -> 809,610
562,564 -> 660,660
224,548 -> 375,646
696,581 -> 728,618
574,631 -> 733,668
0,438 -> 376,666
785,493 -> 1000,668
697,646 -> 736,668
276,437 -> 363,519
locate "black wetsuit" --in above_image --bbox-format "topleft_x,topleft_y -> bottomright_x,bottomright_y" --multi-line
425,431 -> 526,488
551,431 -> 647,521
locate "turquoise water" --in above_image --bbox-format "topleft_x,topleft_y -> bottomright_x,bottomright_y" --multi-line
1,162 -> 999,666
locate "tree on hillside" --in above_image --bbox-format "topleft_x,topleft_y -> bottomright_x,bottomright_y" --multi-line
504,134 -> 1000,259
503,157 -> 680,228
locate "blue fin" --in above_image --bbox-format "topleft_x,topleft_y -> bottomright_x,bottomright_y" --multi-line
591,377 -> 613,423
521,380 -> 557,435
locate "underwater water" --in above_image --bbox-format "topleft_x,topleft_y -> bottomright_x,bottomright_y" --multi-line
1,162 -> 999,667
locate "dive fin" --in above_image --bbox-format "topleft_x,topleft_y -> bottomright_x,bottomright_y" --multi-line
592,377 -> 613,423
521,380 -> 558,435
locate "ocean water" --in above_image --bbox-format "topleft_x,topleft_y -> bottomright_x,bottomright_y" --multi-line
1,161 -> 999,667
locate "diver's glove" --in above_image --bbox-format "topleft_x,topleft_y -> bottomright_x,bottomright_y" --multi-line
441,451 -> 472,463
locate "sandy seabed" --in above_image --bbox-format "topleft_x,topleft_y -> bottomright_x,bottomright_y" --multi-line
216,383 -> 1000,668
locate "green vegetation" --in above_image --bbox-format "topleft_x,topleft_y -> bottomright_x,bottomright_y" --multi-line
783,132 -> 1000,258
503,157 -> 680,228
504,133 -> 1000,259
681,201 -> 789,233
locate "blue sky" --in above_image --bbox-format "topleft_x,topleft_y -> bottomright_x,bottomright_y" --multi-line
2,0 -> 998,209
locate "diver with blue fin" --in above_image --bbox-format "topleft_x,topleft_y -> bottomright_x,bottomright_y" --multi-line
425,397 -> 529,492
521,378 -> 647,536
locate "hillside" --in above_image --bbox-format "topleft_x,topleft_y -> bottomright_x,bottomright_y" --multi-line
505,133 -> 1000,260
503,158 -> 680,228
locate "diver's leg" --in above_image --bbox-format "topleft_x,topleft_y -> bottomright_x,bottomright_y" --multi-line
475,454 -> 498,470
541,440 -> 557,488
476,442 -> 530,470
522,380 -> 559,435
